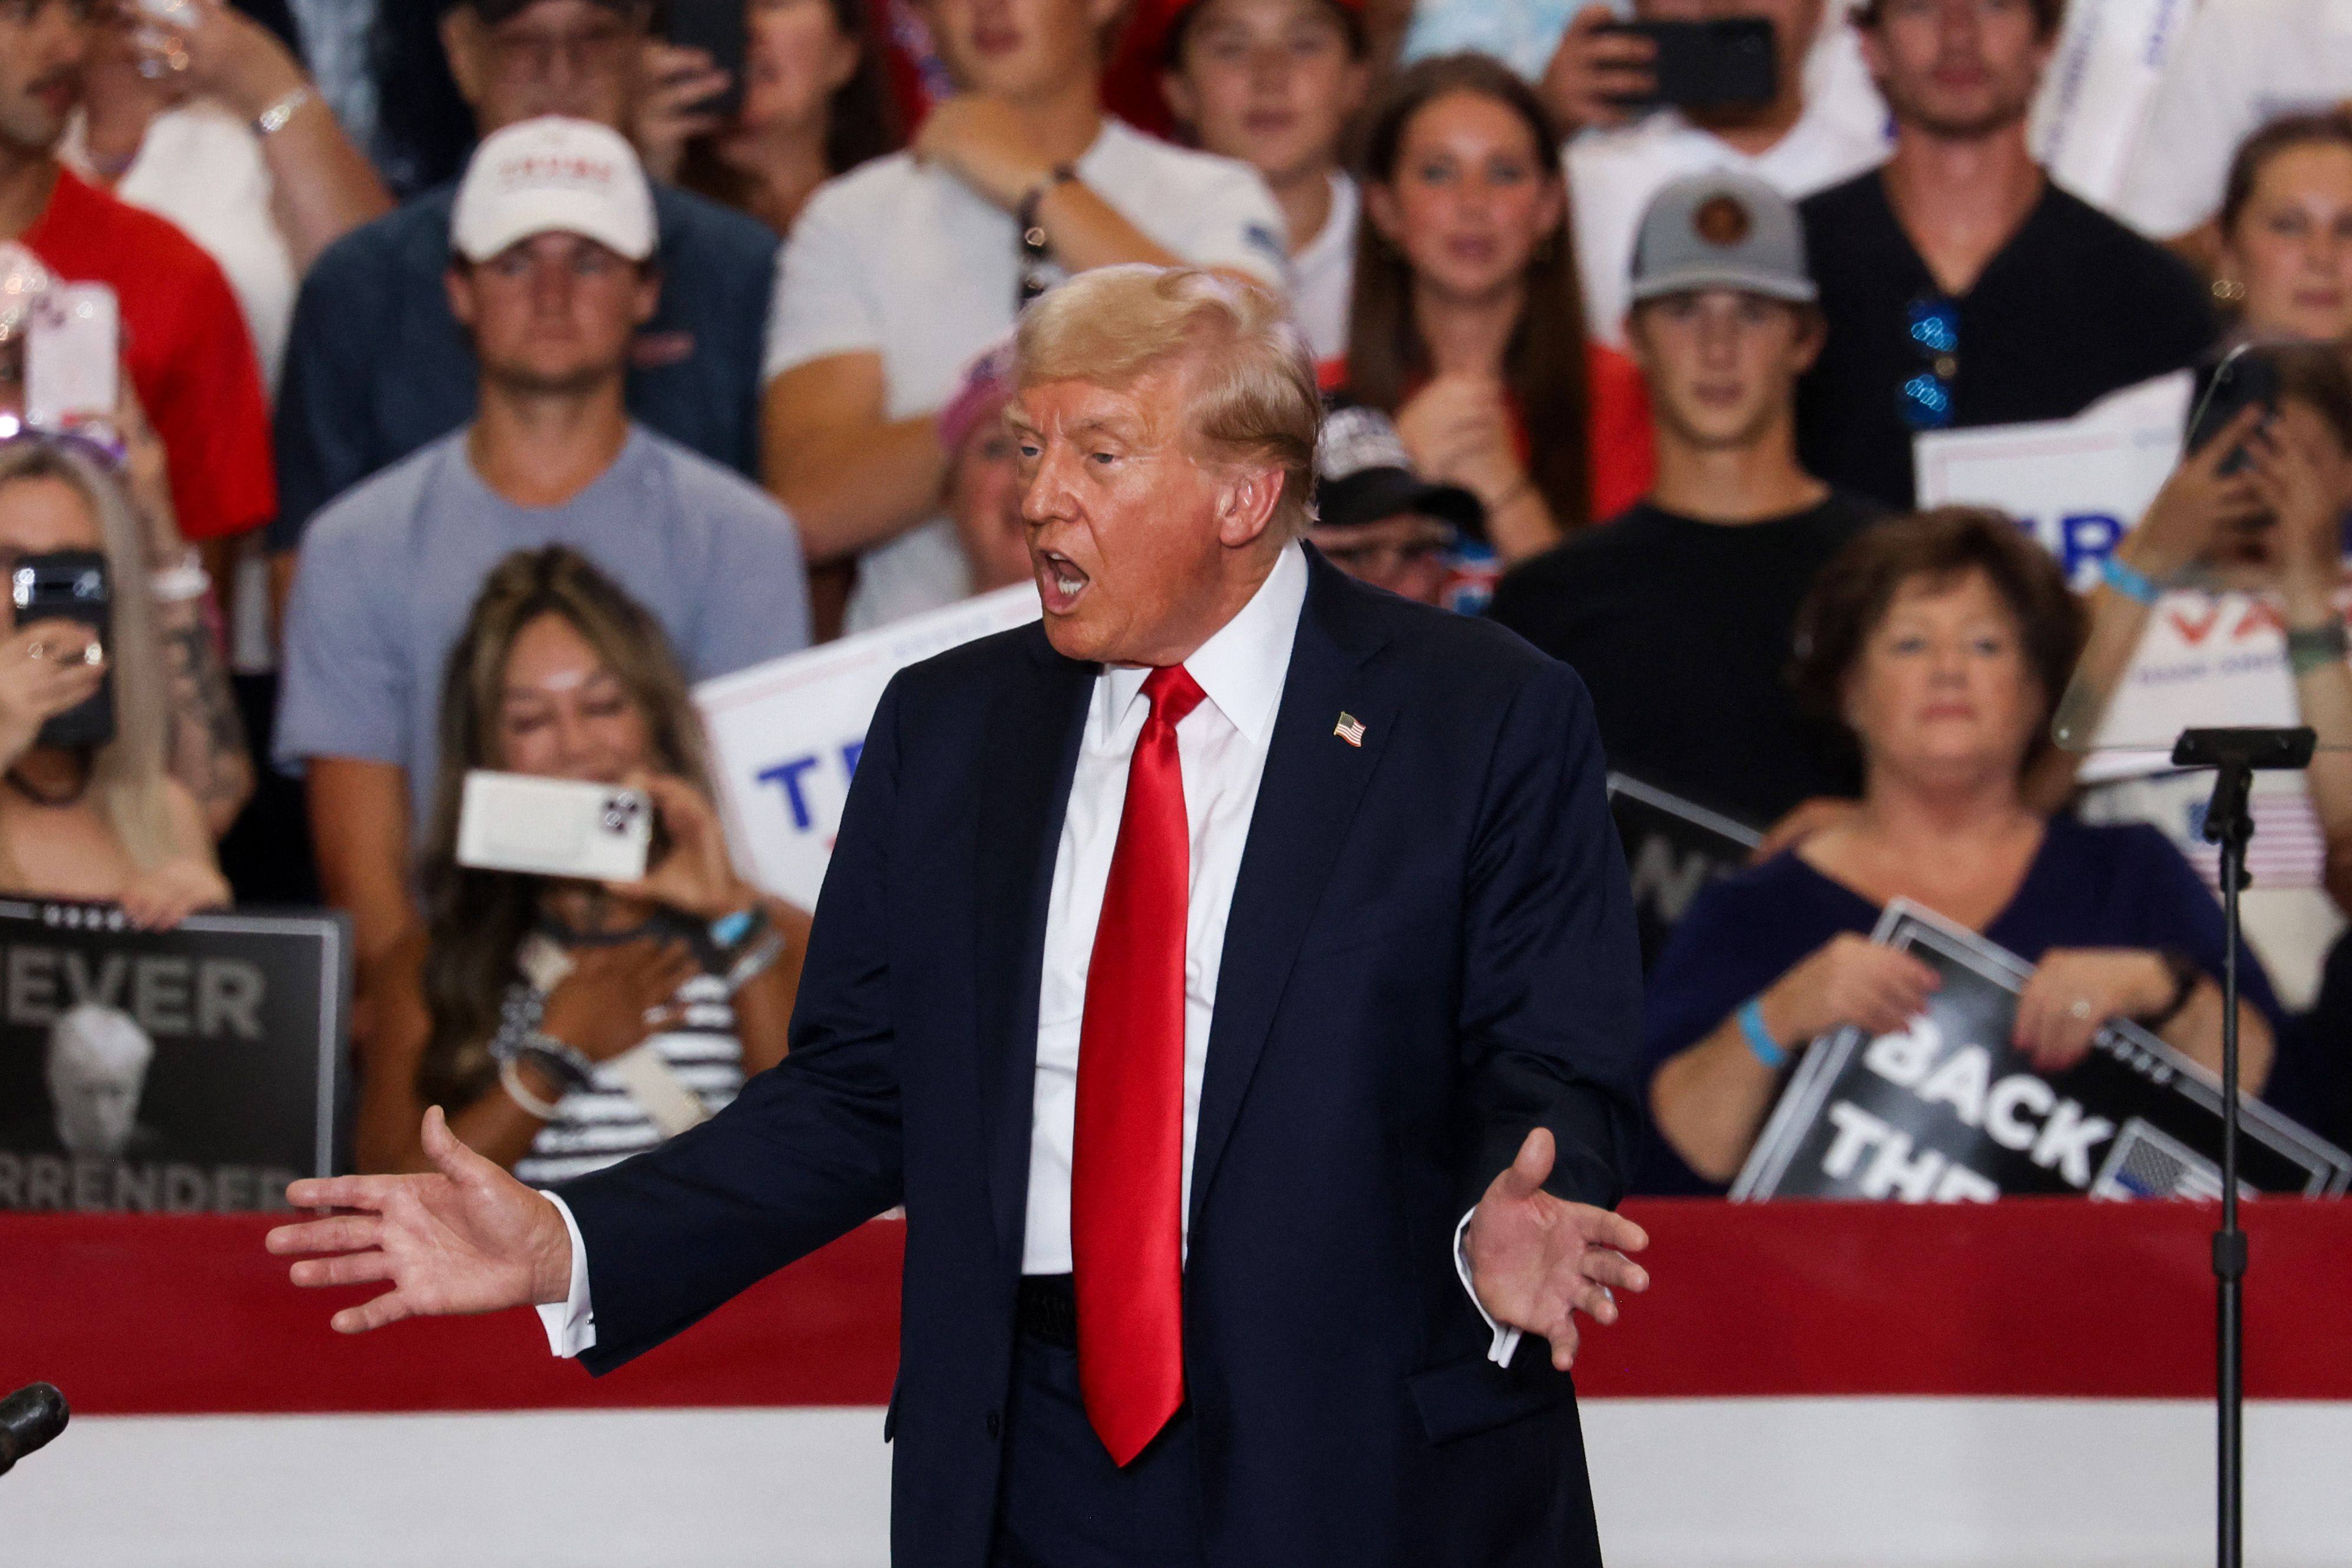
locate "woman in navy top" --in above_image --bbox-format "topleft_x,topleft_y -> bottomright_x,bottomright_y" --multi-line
1641,511 -> 2288,1195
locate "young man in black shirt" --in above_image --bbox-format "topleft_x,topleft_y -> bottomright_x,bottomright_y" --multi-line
1490,171 -> 1867,831
1795,0 -> 2217,510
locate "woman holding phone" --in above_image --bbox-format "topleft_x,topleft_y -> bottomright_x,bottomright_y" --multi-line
354,547 -> 809,1178
0,440 -> 226,928
636,0 -> 902,232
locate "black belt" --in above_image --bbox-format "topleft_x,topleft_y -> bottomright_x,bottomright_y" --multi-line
1017,1273 -> 1078,1349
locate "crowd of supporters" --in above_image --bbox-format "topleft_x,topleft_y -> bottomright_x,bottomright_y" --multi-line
4,0 -> 2351,1190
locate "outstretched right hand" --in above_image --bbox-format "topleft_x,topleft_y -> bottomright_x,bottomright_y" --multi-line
267,1106 -> 574,1334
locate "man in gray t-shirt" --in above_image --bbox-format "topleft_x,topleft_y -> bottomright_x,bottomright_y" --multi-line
274,117 -> 810,1004
275,425 -> 809,833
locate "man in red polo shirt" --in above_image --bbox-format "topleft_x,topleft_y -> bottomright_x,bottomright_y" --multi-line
0,0 -> 274,548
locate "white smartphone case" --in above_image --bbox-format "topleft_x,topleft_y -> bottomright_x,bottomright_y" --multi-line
25,283 -> 120,432
456,771 -> 651,882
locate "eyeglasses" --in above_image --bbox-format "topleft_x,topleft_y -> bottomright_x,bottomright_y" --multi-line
1900,296 -> 1960,431
488,19 -> 637,83
1319,538 -> 1448,574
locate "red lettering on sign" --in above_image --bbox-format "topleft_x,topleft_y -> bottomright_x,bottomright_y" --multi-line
2167,604 -> 2222,645
2237,600 -> 2286,638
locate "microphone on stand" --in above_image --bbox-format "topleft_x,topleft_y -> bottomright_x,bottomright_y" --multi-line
0,1384 -> 68,1477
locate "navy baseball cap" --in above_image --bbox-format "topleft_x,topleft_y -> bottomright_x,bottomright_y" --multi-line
1313,404 -> 1486,541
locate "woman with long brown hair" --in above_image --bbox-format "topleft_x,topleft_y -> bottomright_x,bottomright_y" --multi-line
1340,52 -> 1654,565
355,547 -> 808,1178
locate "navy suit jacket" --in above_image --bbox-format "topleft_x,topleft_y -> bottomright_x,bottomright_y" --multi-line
558,550 -> 1646,1566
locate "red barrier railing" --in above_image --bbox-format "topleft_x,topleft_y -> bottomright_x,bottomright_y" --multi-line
5,1199 -> 2347,1415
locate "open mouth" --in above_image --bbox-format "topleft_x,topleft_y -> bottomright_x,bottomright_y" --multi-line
1035,550 -> 1091,614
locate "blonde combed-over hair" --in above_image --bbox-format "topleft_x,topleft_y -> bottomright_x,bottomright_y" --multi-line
1014,265 -> 1322,537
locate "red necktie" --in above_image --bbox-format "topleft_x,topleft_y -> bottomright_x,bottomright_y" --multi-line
1071,663 -> 1206,1467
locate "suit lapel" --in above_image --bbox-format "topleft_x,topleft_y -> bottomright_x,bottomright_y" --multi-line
972,627 -> 1094,1264
1189,552 -> 1395,1223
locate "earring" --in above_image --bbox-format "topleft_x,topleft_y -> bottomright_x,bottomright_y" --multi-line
2212,275 -> 2246,303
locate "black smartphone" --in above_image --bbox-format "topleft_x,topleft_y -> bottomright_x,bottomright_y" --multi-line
662,0 -> 748,123
2186,349 -> 2281,478
1596,18 -> 1777,113
11,548 -> 113,751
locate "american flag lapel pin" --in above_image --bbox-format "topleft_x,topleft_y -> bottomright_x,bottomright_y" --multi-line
1334,712 -> 1365,747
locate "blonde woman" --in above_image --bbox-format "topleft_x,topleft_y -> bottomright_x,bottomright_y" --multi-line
0,441 -> 226,927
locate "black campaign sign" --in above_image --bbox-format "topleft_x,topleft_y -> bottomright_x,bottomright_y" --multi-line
1606,774 -> 1761,972
1734,902 -> 2352,1201
0,901 -> 351,1212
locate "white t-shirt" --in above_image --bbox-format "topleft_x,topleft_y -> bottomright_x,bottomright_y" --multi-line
764,118 -> 1289,634
61,101 -> 295,396
1289,172 -> 1358,368
1569,104 -> 1887,345
2116,0 -> 2352,241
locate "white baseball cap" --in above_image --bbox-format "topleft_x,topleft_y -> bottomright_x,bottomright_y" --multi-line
451,117 -> 657,266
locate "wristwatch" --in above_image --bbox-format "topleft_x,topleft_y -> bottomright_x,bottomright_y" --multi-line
2287,618 -> 2348,677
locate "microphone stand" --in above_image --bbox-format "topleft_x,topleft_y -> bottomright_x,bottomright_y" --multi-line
2169,725 -> 2315,1568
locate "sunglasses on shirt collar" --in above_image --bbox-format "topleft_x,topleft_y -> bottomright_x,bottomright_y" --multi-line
1899,296 -> 1960,432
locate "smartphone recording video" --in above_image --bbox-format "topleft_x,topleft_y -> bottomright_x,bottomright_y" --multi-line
1596,18 -> 1776,114
24,283 -> 120,435
663,0 -> 749,123
12,549 -> 114,751
456,772 -> 654,882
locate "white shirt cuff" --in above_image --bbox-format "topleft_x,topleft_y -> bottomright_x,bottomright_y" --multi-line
534,1190 -> 597,1358
1453,1207 -> 1521,1367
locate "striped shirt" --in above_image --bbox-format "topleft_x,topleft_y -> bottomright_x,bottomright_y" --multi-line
512,970 -> 745,1187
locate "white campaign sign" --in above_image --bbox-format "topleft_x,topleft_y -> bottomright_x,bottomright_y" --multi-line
1913,368 -> 2191,583
694,586 -> 1042,907
2029,0 -> 2197,210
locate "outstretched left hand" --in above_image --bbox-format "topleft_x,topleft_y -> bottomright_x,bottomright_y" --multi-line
1464,1128 -> 1652,1371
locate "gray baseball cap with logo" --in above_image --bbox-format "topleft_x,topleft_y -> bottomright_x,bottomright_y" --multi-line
1627,170 -> 1817,307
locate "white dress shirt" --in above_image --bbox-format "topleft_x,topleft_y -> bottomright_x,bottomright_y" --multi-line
541,544 -> 1516,1362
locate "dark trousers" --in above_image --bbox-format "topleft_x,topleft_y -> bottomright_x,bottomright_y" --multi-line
988,1330 -> 1205,1568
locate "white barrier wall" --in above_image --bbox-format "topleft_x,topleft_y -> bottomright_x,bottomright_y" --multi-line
12,1400 -> 2348,1568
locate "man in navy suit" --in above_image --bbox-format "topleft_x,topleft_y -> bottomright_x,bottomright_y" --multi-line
271,264 -> 1654,1566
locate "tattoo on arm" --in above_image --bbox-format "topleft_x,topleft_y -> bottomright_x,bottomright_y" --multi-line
156,598 -> 255,829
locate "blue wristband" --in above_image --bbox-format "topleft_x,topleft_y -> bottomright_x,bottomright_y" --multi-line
2101,553 -> 2161,606
1736,997 -> 1788,1071
708,907 -> 757,950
